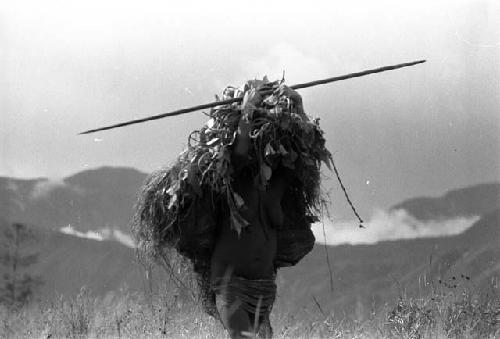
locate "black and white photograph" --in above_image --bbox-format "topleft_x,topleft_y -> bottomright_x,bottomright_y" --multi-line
1,1 -> 499,338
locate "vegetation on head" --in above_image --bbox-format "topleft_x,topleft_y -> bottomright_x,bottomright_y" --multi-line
131,78 -> 333,267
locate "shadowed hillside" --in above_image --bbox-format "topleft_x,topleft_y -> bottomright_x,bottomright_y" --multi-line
0,208 -> 497,322
391,183 -> 500,221
277,209 -> 500,319
0,167 -> 147,233
0,167 -> 498,320
0,217 -> 145,298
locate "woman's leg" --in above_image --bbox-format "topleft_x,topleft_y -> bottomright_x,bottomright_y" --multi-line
256,314 -> 273,339
216,294 -> 253,339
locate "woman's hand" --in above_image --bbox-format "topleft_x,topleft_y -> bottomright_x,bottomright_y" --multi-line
278,84 -> 302,104
278,84 -> 306,118
241,87 -> 263,120
234,88 -> 262,157
238,87 -> 262,135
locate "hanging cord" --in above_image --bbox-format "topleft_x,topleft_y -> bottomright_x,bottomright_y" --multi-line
330,157 -> 365,228
320,156 -> 363,294
322,218 -> 334,293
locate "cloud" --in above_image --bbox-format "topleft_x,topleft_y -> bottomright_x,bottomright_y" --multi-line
60,224 -> 104,241
30,179 -> 67,200
30,179 -> 83,200
59,225 -> 135,248
111,229 -> 135,248
58,208 -> 479,248
312,209 -> 480,245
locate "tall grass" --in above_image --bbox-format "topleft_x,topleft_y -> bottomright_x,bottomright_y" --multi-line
0,281 -> 498,338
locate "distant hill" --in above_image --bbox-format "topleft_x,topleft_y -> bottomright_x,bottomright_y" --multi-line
0,216 -> 141,297
2,210 -> 497,318
0,216 -> 176,300
276,209 -> 500,319
458,208 -> 500,246
391,183 -> 500,221
2,167 -> 497,233
0,166 -> 147,233
0,167 -> 498,319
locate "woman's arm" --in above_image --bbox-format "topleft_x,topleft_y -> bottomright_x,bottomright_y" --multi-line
233,114 -> 251,158
232,88 -> 262,161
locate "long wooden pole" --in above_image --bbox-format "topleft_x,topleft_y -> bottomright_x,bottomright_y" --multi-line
79,59 -> 425,135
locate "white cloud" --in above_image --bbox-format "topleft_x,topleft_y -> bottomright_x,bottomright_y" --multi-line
60,224 -> 104,241
111,229 -> 135,248
30,179 -> 84,200
313,209 -> 480,245
59,209 -> 480,248
30,179 -> 67,200
59,225 -> 135,248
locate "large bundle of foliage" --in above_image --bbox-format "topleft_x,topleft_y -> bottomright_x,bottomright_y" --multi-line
131,78 -> 332,312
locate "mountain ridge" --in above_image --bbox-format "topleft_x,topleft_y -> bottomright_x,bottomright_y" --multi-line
391,182 -> 500,221
277,209 -> 499,318
0,166 -> 147,233
0,167 -> 498,318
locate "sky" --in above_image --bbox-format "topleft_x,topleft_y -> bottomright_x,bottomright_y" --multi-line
1,0 -> 499,220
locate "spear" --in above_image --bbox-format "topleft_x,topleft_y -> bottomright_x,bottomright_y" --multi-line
79,59 -> 425,135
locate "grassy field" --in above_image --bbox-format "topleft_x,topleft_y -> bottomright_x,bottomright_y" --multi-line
1,281 -> 498,339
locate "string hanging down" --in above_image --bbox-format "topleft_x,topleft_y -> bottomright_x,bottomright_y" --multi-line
79,60 -> 426,135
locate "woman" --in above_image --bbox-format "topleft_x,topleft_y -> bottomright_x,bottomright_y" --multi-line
133,82 -> 321,339
210,86 -> 304,338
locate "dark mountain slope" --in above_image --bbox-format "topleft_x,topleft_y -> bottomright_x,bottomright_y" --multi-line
457,209 -> 500,246
0,168 -> 497,319
35,232 -> 144,297
0,218 -> 146,298
391,182 -> 500,221
0,167 -> 147,232
276,210 -> 499,319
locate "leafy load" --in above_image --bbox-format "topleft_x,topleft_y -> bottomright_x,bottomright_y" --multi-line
131,78 -> 332,267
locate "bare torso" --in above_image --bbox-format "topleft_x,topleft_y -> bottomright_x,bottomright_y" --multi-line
210,172 -> 286,281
